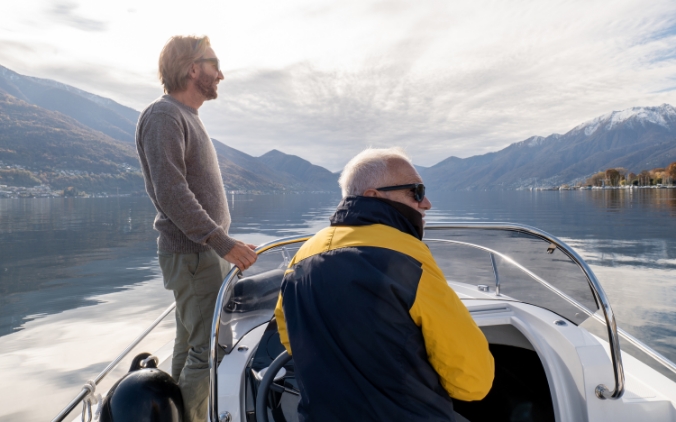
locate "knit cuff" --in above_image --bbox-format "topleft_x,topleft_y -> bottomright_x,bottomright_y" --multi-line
207,228 -> 238,258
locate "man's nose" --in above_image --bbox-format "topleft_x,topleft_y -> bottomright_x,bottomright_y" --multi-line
421,196 -> 432,210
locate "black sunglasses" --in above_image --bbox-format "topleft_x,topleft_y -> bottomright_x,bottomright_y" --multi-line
376,183 -> 426,203
195,57 -> 220,72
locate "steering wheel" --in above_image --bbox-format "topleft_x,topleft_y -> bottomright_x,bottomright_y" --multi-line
255,350 -> 297,422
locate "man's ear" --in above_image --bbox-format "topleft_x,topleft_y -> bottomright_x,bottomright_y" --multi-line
362,189 -> 379,198
187,62 -> 199,80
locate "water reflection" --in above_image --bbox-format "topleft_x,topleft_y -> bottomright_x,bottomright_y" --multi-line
585,188 -> 676,216
1,191 -> 674,337
0,280 -> 175,422
227,193 -> 339,241
0,194 -> 341,421
0,198 -> 160,337
0,191 -> 674,421
428,190 -> 676,269
0,194 -> 341,337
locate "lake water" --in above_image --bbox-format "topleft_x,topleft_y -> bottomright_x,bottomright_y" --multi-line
0,190 -> 675,421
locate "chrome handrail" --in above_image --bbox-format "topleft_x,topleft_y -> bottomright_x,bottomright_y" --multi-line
425,222 -> 624,399
208,234 -> 311,422
51,301 -> 176,422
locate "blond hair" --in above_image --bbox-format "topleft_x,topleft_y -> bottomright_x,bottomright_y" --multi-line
158,35 -> 211,94
338,147 -> 412,197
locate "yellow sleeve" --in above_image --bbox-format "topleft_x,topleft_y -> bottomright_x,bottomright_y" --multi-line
274,293 -> 292,355
409,268 -> 494,401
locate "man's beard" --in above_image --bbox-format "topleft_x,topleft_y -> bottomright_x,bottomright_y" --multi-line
196,72 -> 218,100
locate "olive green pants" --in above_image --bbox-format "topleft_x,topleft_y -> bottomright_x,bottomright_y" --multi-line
159,249 -> 231,422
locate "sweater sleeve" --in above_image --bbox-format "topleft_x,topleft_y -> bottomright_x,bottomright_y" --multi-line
138,112 -> 236,256
409,266 -> 495,401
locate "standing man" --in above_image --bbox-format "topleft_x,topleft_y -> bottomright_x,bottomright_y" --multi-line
275,148 -> 494,421
136,35 -> 258,421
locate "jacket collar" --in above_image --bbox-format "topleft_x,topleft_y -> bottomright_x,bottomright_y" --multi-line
330,196 -> 424,240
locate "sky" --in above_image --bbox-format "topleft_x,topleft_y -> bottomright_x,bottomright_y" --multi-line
2,0 -> 676,171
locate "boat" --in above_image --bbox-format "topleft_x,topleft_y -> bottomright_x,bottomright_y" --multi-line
53,223 -> 676,422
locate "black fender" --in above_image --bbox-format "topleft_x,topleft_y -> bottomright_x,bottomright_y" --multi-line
99,352 -> 184,422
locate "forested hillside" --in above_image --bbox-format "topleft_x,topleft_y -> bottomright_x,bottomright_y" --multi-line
0,92 -> 143,193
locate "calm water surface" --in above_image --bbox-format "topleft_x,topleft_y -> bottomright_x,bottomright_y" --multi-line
0,190 -> 674,421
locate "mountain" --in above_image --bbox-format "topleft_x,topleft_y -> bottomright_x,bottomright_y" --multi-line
0,65 -> 139,144
421,104 -> 676,190
212,142 -> 298,191
212,144 -> 339,192
213,141 -> 284,190
7,64 -> 672,194
258,149 -> 339,191
0,92 -> 143,192
0,64 -> 340,194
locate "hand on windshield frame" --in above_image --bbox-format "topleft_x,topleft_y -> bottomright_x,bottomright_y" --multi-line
223,240 -> 258,270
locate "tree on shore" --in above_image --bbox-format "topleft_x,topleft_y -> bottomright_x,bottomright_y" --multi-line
63,186 -> 81,197
667,163 -> 676,185
605,168 -> 621,186
585,171 -> 606,186
585,162 -> 676,187
627,172 -> 637,185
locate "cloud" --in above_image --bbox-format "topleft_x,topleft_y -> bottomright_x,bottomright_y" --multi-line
0,40 -> 35,55
5,0 -> 676,171
193,0 -> 676,170
12,62 -> 161,112
200,63 -> 521,169
652,86 -> 676,94
46,2 -> 108,32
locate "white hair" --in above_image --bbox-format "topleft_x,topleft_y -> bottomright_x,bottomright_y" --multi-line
338,147 -> 412,197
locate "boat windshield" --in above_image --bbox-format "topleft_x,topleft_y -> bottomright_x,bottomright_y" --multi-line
217,225 -> 601,354
424,226 -> 600,326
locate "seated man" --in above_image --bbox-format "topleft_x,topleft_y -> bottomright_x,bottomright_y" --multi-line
274,147 -> 494,421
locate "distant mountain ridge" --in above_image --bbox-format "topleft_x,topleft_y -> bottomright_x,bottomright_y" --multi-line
0,64 -> 339,193
0,91 -> 143,192
421,104 -> 676,190
0,65 -> 139,143
2,64 -> 675,193
211,143 -> 338,192
258,149 -> 338,191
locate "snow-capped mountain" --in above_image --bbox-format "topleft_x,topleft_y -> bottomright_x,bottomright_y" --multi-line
573,104 -> 676,136
421,105 -> 676,191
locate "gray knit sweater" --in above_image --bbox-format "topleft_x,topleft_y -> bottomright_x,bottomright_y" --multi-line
136,95 -> 236,257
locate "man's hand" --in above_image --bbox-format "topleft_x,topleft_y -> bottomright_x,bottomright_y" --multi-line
223,241 -> 258,270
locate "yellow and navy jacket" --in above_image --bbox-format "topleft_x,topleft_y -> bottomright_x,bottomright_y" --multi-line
274,196 -> 494,421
